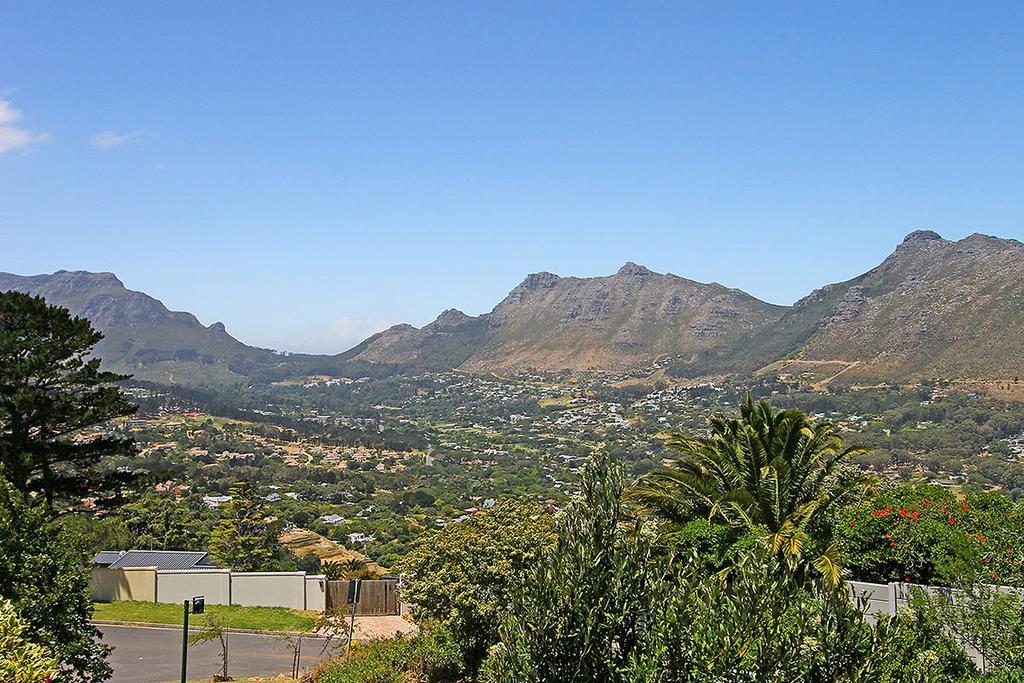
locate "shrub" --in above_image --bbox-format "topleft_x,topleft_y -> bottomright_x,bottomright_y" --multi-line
0,598 -> 59,683
482,449 -> 664,682
394,501 -> 555,672
312,630 -> 460,683
0,481 -> 111,682
837,485 -> 1024,586
483,450 -> 977,683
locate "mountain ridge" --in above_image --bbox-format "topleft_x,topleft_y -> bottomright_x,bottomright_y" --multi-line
5,230 -> 1024,388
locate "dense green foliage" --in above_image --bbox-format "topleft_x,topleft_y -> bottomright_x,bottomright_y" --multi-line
0,291 -> 137,510
629,394 -> 868,584
481,449 -> 984,683
483,449 -> 664,681
914,584 -> 1024,673
837,484 -> 1024,586
0,598 -> 59,683
0,481 -> 111,682
395,501 -> 556,671
313,631 -> 461,683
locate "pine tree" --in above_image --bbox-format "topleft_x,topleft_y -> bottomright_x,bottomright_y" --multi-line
0,292 -> 137,511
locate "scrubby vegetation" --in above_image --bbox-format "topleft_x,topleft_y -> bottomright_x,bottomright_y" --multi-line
317,398 -> 1024,682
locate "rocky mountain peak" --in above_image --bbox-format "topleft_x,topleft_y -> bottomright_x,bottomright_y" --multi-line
519,271 -> 560,290
429,308 -> 473,329
901,230 -> 944,244
615,262 -> 655,278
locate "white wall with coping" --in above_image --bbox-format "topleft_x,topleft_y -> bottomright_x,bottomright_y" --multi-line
848,580 -> 896,617
156,569 -> 232,606
305,574 -> 326,612
90,567 -> 157,602
231,572 -> 306,610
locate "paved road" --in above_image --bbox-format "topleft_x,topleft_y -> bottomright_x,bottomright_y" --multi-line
99,624 -> 344,682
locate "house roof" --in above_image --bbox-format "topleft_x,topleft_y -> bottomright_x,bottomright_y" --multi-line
91,551 -> 124,566
91,550 -> 214,571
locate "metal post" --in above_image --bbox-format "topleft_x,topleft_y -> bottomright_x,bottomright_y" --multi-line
346,579 -> 360,663
180,600 -> 190,683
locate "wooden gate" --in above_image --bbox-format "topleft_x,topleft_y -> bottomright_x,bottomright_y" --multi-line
325,579 -> 400,615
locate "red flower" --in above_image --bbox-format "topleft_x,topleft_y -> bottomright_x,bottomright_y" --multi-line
890,541 -> 897,547
849,521 -> 856,527
949,518 -> 956,525
911,511 -> 920,519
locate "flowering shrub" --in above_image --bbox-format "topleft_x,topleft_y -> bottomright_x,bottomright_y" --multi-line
837,485 -> 1024,586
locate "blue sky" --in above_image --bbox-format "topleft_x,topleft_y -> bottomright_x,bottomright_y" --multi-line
2,2 -> 1023,353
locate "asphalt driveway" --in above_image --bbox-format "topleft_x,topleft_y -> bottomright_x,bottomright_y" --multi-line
99,624 -> 343,682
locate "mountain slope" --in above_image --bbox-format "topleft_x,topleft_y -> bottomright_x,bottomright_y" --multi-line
0,270 -> 281,387
9,230 -> 1024,388
721,231 -> 1024,384
341,263 -> 786,374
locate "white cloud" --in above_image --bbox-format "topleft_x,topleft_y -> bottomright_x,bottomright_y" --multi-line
89,130 -> 146,148
0,100 -> 50,153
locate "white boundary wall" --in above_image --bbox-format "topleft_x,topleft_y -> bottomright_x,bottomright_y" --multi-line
91,568 -> 328,611
157,569 -> 232,606
231,572 -> 306,608
305,574 -> 326,612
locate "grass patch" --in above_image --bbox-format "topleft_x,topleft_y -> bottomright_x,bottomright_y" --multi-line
93,600 -> 317,632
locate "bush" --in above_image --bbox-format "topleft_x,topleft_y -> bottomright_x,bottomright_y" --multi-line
0,598 -> 59,683
482,450 -> 977,683
394,501 -> 555,672
313,630 -> 460,683
482,449 -> 663,682
836,484 -> 1024,586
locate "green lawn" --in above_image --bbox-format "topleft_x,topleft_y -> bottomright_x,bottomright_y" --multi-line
92,600 -> 317,632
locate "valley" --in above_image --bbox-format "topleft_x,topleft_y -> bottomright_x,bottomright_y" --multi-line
101,368 -> 1024,569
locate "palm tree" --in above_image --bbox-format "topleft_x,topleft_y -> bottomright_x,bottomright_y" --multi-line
340,557 -> 369,578
627,394 -> 870,585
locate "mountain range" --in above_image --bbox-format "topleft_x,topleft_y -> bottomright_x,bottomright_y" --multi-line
3,230 -> 1023,389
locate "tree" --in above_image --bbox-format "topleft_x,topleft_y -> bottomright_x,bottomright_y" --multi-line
208,481 -> 293,571
0,480 -> 112,682
483,451 -> 972,683
913,582 -> 1024,674
628,394 -> 869,584
188,612 -> 231,681
116,495 -> 213,551
0,598 -> 59,683
0,292 -> 137,511
395,501 -> 555,673
482,449 -> 664,682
